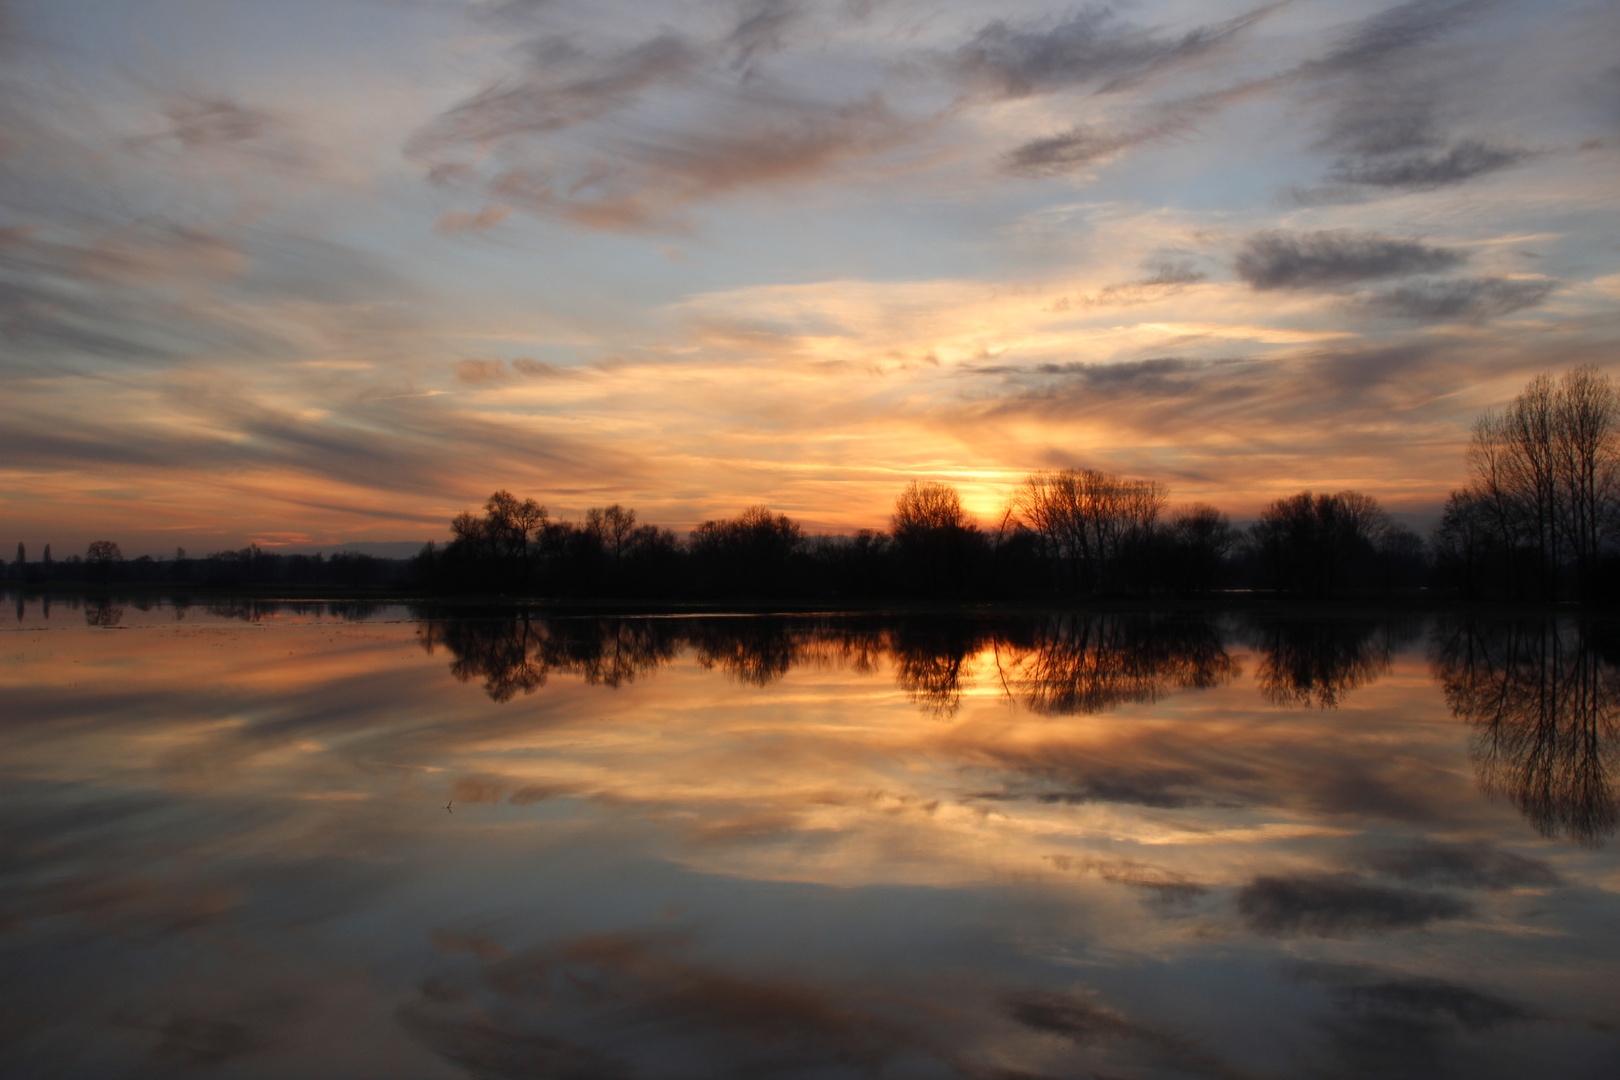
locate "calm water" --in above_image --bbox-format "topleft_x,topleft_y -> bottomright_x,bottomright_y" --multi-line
3,598 -> 1618,1078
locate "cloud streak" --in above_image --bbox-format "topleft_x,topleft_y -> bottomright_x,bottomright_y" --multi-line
1235,231 -> 1466,290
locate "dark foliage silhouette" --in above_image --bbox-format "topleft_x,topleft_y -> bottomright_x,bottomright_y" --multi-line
1248,491 -> 1397,597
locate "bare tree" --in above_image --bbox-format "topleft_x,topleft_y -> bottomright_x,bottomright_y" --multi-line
690,506 -> 803,596
1015,468 -> 1166,594
891,480 -> 967,539
1250,491 -> 1391,596
1452,367 -> 1620,598
1553,367 -> 1619,588
587,504 -> 638,564
86,540 -> 122,586
889,480 -> 983,595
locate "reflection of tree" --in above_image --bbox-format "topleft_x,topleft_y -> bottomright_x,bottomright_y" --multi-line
1432,618 -> 1620,847
1244,617 -> 1419,709
414,612 -> 1238,716
419,617 -> 681,702
891,620 -> 990,717
997,614 -> 1238,716
84,599 -> 123,627
691,618 -> 799,687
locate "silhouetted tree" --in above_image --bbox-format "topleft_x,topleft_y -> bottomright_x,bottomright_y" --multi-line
1161,504 -> 1236,595
85,540 -> 121,586
890,480 -> 982,596
1249,490 -> 1391,596
1015,468 -> 1166,595
442,490 -> 547,591
1432,488 -> 1496,599
689,506 -> 802,596
1449,368 -> 1620,599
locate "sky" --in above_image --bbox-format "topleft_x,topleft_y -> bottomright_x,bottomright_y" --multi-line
2,0 -> 1618,553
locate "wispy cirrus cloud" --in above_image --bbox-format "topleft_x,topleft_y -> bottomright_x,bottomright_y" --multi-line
953,4 -> 1275,98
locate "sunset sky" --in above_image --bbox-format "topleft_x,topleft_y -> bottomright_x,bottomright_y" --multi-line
3,0 -> 1617,553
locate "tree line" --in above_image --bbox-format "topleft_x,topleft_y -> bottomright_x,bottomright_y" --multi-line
410,472 -> 1428,602
7,367 -> 1616,603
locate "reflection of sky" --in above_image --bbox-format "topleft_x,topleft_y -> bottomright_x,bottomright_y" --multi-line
3,1 -> 1620,550
3,607 -> 1620,1076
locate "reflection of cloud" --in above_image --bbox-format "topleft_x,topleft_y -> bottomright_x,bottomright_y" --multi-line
153,1014 -> 268,1068
1360,840 -> 1560,891
1296,963 -> 1534,1077
5,607 -> 1610,1077
1003,990 -> 1240,1077
1238,875 -> 1470,936
1047,855 -> 1208,907
402,930 -> 938,1078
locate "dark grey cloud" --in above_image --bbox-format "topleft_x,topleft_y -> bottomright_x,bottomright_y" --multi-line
0,224 -> 275,367
1235,230 -> 1465,290
1004,124 -> 1152,175
1365,276 -> 1553,322
0,377 -> 643,514
411,20 -> 924,231
1329,139 -> 1529,189
1062,257 -> 1207,306
416,33 -> 700,147
1238,875 -> 1471,936
1361,841 -> 1561,890
119,93 -> 312,171
1286,1 -> 1542,196
162,97 -> 272,148
956,5 -> 1273,98
1309,0 -> 1493,77
728,0 -> 807,67
973,355 -> 1209,386
1048,855 -> 1209,906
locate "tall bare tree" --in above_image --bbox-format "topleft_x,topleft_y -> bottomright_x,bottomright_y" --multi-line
1450,367 -> 1619,598
1015,468 -> 1165,594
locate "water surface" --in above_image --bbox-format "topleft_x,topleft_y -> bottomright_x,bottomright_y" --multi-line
3,599 -> 1618,1077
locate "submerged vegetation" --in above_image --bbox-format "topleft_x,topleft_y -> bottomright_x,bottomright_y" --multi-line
8,368 -> 1618,603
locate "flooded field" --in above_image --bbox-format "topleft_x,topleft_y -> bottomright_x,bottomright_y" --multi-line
2,598 -> 1618,1078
